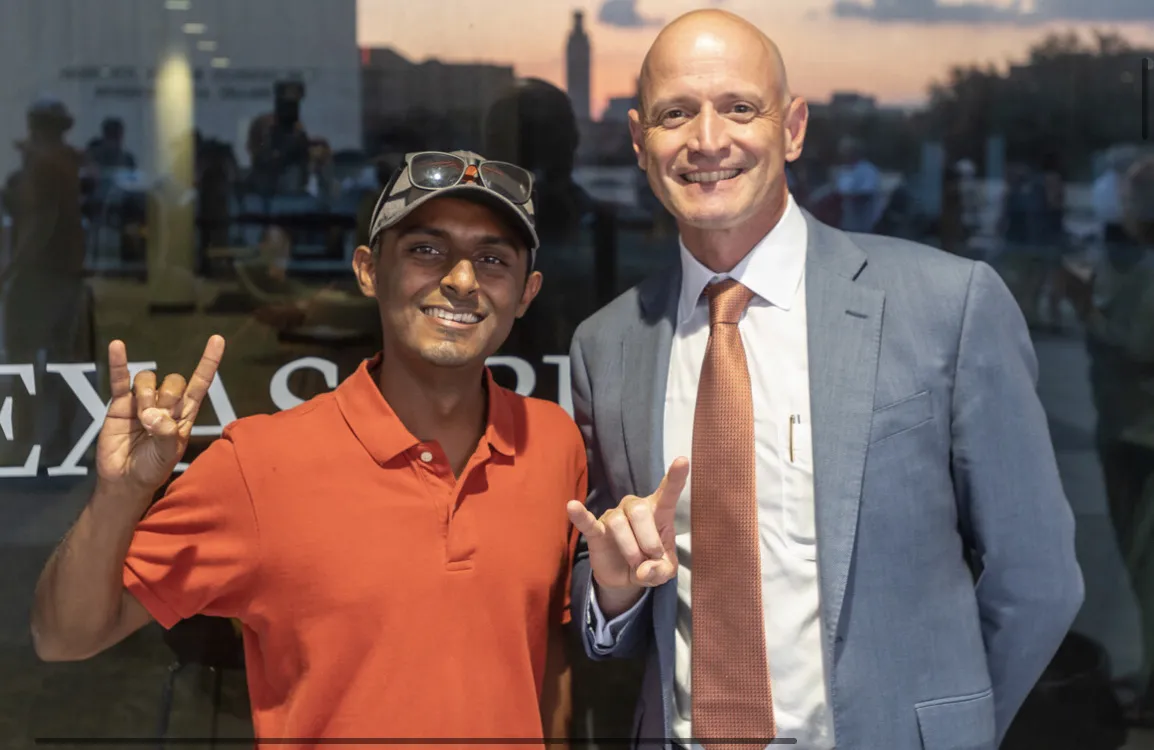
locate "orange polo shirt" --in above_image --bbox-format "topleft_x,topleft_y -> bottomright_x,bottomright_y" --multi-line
123,354 -> 587,747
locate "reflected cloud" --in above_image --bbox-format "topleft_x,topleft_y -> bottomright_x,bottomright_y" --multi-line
831,0 -> 1030,24
598,0 -> 663,28
831,0 -> 1154,24
1037,0 -> 1154,21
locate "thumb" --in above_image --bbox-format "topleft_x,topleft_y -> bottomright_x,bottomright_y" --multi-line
140,408 -> 179,438
636,556 -> 676,583
567,500 -> 606,541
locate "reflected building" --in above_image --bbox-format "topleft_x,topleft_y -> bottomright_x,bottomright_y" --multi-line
807,91 -> 910,119
360,47 -> 514,152
601,95 -> 637,123
566,9 -> 592,123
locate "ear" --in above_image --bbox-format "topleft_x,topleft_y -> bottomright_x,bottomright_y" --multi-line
516,270 -> 543,318
352,244 -> 378,298
628,109 -> 647,170
783,96 -> 809,164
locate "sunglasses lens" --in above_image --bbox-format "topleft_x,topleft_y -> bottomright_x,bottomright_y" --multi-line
479,162 -> 533,204
409,153 -> 465,189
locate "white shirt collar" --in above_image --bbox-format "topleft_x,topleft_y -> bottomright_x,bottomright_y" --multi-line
677,193 -> 808,325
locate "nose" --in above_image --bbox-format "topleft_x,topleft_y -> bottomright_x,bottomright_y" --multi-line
687,106 -> 732,157
441,258 -> 480,300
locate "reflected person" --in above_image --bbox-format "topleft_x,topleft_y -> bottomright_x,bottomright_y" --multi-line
1077,155 -> 1154,723
483,77 -> 617,379
31,151 -> 584,747
566,9 -> 1083,749
0,97 -> 88,467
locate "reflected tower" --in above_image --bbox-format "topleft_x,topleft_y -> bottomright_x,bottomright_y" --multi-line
565,9 -> 591,122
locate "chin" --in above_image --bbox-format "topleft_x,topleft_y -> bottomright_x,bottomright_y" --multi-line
666,194 -> 746,227
418,343 -> 482,368
677,207 -> 749,230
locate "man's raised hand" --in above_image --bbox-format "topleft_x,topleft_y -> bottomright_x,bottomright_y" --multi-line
567,457 -> 689,602
95,335 -> 225,498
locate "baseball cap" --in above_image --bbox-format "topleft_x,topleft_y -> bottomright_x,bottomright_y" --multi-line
368,150 -> 539,267
26,95 -> 74,130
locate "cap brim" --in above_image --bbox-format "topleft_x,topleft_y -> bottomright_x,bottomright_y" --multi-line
372,183 -> 539,261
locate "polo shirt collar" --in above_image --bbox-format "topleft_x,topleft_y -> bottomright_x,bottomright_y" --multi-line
335,353 -> 517,465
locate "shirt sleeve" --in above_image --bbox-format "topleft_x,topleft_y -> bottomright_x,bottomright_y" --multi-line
122,435 -> 260,629
589,586 -> 651,652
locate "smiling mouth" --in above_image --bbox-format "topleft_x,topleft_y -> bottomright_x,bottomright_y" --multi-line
681,169 -> 742,185
422,307 -> 484,325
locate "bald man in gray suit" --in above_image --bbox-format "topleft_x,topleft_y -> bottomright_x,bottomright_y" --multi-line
565,9 -> 1084,750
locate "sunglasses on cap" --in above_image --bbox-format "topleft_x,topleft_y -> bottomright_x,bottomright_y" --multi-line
405,151 -> 534,205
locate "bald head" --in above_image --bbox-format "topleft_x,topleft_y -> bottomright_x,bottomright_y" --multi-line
637,9 -> 789,123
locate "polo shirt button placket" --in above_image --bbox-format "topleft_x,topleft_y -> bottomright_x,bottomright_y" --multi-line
445,454 -> 488,569
412,445 -> 447,494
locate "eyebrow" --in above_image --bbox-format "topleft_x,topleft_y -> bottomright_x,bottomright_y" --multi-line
396,225 -> 519,251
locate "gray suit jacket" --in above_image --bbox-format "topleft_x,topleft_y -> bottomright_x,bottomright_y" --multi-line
569,212 -> 1084,749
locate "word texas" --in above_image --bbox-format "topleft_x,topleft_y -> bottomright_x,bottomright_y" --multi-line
0,355 -> 571,479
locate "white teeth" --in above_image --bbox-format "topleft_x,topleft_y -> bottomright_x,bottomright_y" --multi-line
425,308 -> 481,324
684,169 -> 740,183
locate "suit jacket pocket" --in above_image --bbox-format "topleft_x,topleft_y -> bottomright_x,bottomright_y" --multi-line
914,687 -> 995,750
870,389 -> 933,444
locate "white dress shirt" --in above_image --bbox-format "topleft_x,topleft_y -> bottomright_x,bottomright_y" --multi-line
591,195 -> 835,749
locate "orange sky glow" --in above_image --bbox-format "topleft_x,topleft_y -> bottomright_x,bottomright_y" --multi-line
356,0 -> 1154,119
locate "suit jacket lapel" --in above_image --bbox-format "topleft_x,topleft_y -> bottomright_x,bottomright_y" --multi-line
622,265 -> 680,496
803,212 -> 884,649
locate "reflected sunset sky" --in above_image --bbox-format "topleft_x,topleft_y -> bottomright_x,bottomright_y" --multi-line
357,0 -> 1154,117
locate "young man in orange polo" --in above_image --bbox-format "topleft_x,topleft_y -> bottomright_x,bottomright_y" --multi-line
30,151 -> 585,748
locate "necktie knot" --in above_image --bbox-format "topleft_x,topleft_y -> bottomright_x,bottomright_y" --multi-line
706,278 -> 754,326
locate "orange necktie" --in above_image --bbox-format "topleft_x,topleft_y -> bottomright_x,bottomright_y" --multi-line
690,279 -> 775,749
